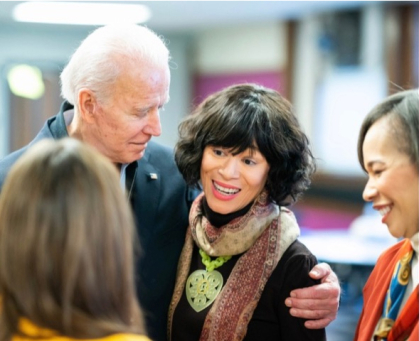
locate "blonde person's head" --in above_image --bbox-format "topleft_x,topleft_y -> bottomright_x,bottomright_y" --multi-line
0,138 -> 145,340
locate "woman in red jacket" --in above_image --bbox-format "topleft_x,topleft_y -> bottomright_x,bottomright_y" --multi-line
354,89 -> 418,341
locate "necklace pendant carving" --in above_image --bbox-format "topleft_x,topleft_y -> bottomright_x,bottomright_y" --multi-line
185,270 -> 223,312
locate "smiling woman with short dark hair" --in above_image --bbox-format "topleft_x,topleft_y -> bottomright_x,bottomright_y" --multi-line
168,83 -> 326,341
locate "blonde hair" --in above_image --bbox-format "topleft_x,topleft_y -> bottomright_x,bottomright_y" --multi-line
0,138 -> 145,340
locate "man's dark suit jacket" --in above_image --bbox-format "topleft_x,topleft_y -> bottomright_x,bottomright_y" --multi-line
0,101 -> 197,341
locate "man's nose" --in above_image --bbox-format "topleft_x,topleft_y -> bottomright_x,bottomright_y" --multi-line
144,109 -> 162,137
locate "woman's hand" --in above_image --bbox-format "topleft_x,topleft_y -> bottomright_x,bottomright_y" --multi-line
285,262 -> 340,329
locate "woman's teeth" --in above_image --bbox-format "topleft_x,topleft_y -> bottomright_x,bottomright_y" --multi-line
379,206 -> 391,216
213,182 -> 240,195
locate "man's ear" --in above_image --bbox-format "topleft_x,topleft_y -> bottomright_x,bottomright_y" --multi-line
78,88 -> 98,124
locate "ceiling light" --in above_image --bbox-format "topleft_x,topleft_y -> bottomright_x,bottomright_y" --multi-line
7,64 -> 45,100
13,1 -> 151,26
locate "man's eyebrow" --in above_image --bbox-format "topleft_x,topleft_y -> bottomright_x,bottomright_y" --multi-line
366,159 -> 384,168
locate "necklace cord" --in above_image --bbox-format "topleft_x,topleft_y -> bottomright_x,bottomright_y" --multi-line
199,249 -> 232,272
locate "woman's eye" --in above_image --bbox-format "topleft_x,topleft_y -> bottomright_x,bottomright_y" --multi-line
244,159 -> 256,165
213,149 -> 224,156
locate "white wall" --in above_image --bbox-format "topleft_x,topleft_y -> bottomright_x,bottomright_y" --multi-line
154,34 -> 193,148
293,4 -> 387,176
195,22 -> 287,74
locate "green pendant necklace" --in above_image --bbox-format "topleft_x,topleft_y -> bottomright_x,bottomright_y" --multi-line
185,249 -> 232,312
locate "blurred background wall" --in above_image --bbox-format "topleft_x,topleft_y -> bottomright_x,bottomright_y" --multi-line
0,1 -> 417,340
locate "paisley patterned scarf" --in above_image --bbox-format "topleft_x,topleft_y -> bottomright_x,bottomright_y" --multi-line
167,191 -> 300,341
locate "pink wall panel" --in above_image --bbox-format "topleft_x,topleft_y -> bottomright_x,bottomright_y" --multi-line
193,71 -> 284,106
294,205 -> 359,231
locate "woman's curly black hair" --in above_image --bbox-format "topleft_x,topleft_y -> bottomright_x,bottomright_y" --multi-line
175,83 -> 316,206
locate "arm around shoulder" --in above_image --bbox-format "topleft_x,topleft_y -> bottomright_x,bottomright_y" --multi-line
277,242 -> 327,340
285,259 -> 341,329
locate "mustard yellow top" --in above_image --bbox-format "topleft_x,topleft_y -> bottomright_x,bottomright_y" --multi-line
12,319 -> 151,341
